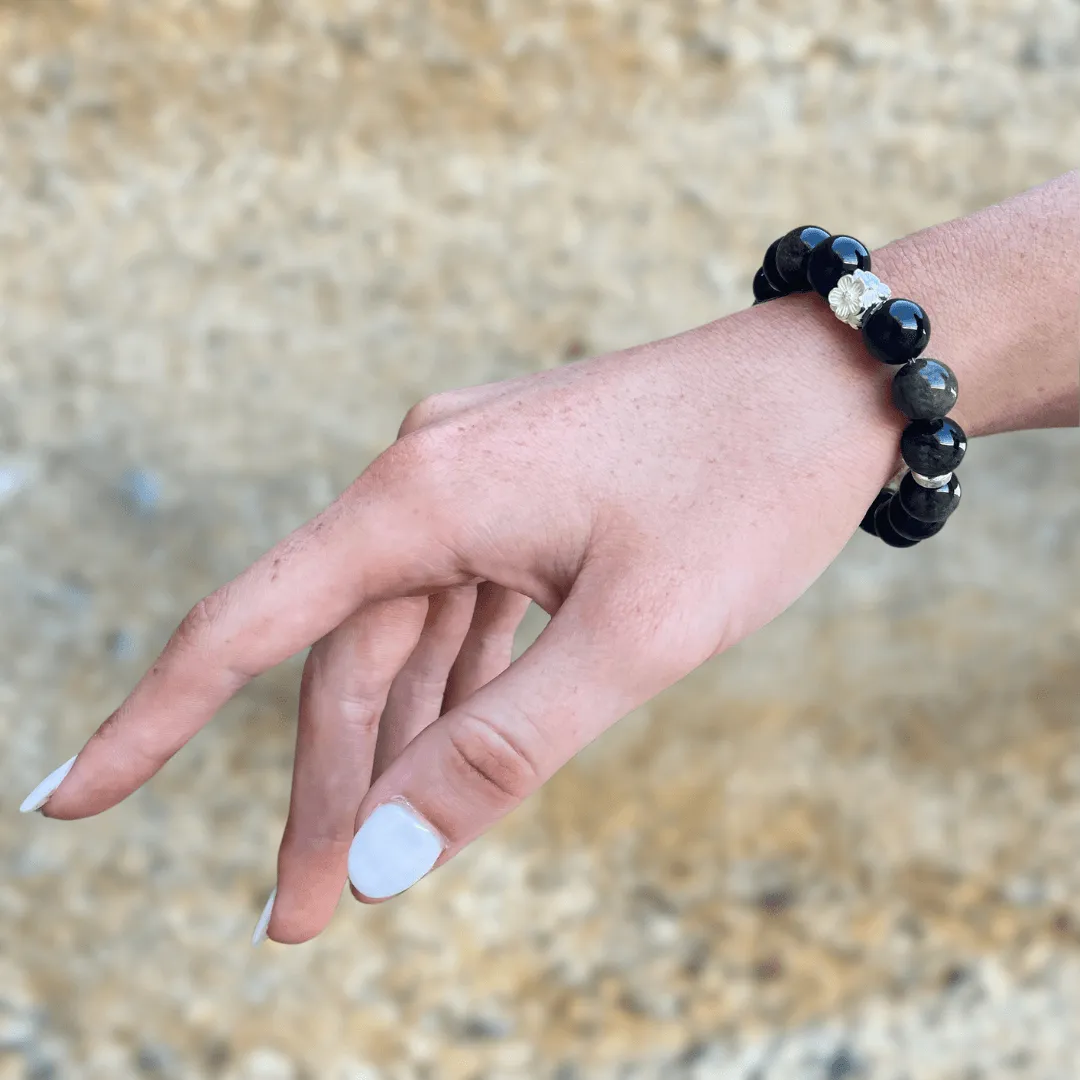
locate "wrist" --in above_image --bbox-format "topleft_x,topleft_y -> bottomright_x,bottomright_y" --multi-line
869,172 -> 1080,438
718,289 -> 907,497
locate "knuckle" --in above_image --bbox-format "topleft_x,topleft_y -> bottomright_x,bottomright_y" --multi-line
305,647 -> 386,736
372,425 -> 459,491
334,688 -> 386,736
446,709 -> 542,804
173,589 -> 230,655
393,665 -> 449,706
398,392 -> 456,438
281,814 -> 355,856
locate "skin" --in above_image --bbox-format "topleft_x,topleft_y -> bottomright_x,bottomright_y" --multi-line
39,171 -> 1079,944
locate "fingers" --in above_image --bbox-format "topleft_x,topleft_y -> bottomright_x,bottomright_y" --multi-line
345,575 -> 682,903
442,583 -> 531,711
42,441 -> 464,820
269,597 -> 427,944
372,586 -> 478,779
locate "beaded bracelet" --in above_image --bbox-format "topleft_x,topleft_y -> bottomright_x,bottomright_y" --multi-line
752,227 -> 967,549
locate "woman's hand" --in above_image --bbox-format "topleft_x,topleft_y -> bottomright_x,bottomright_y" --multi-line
34,293 -> 902,944
20,172 -> 1077,945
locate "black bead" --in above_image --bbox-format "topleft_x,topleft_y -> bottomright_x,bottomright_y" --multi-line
898,470 -> 962,522
775,225 -> 830,291
761,238 -> 789,293
805,235 -> 872,297
873,499 -> 920,548
862,298 -> 931,365
752,267 -> 784,304
891,358 -> 959,420
900,417 -> 967,475
888,496 -> 947,541
859,489 -> 893,536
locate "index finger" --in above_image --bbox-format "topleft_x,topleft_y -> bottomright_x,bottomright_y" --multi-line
40,451 -> 463,820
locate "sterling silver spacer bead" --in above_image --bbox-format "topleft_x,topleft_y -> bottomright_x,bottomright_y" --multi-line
911,470 -> 953,489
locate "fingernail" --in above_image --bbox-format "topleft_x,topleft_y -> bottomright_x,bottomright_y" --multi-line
347,802 -> 444,900
251,887 -> 277,947
19,756 -> 78,813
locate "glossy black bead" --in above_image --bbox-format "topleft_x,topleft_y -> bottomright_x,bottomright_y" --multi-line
859,489 -> 893,536
900,417 -> 967,475
862,298 -> 931,365
898,470 -> 962,523
873,498 -> 920,548
888,496 -> 948,541
775,225 -> 830,291
805,235 -> 872,297
761,238 -> 789,293
891,358 -> 959,420
752,267 -> 784,304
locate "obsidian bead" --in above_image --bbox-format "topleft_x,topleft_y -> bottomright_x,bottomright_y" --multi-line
775,225 -> 830,291
900,417 -> 967,475
805,235 -> 872,297
761,238 -> 789,293
891,358 -> 959,420
888,496 -> 947,541
859,489 -> 893,536
862,298 -> 931,365
898,470 -> 962,522
873,498 -> 920,548
752,267 -> 784,304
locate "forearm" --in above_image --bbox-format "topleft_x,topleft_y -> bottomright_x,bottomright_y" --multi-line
700,173 -> 1079,514
871,170 -> 1080,438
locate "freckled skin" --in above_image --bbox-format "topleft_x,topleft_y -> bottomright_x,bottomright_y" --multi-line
36,173 -> 1080,945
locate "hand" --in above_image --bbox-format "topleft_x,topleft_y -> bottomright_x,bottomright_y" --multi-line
25,174 -> 1079,945
30,295 -> 900,942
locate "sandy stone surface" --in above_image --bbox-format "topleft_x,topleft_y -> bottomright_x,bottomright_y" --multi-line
1,2 -> 1078,1077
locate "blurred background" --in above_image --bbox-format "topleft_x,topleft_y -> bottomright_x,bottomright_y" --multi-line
1,2 -> 1079,1078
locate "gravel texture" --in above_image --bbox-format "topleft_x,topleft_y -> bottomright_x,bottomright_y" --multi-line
1,2 -> 1079,1078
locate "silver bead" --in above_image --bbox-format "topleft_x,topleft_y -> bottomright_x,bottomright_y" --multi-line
827,270 -> 892,329
911,470 -> 953,489
885,460 -> 907,492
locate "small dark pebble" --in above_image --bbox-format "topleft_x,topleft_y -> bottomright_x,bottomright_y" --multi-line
677,1042 -> 709,1066
106,628 -> 139,660
683,940 -> 710,977
942,964 -> 969,990
203,1038 -> 232,1073
826,1047 -> 861,1079
756,887 -> 795,914
1052,910 -> 1079,937
460,1014 -> 512,1040
632,883 -> 677,916
752,955 -> 785,982
1016,37 -> 1044,69
562,337 -> 590,362
327,20 -> 366,53
135,1044 -> 173,1075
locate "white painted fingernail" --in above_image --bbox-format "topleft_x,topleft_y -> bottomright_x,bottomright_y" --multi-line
19,756 -> 77,813
347,802 -> 444,899
251,887 -> 277,947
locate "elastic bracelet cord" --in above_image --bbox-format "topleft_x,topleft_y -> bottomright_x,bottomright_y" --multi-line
753,228 -> 967,549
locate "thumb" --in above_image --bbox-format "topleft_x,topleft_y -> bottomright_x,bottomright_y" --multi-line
345,572 -> 686,901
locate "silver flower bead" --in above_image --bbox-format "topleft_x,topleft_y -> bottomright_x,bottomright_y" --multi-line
827,269 -> 891,329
